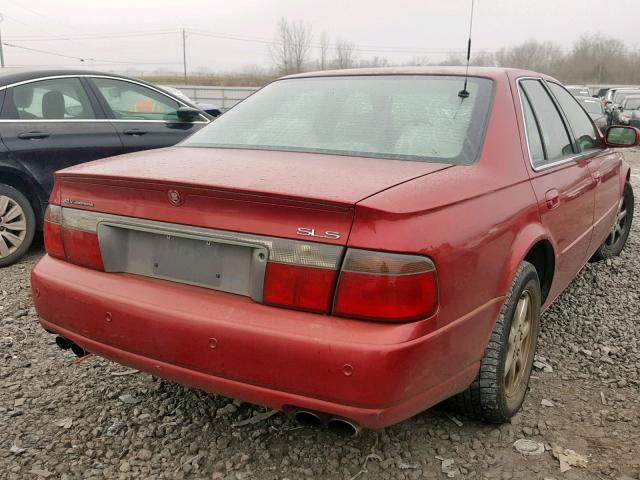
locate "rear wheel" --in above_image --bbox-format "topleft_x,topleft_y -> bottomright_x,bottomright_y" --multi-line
591,182 -> 634,261
0,184 -> 36,268
449,261 -> 541,423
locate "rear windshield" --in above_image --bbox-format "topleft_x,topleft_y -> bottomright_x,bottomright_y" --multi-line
182,75 -> 494,165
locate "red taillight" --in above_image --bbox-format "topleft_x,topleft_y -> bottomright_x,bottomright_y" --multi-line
43,203 -> 104,270
334,249 -> 438,322
62,228 -> 104,270
263,262 -> 337,313
43,205 -> 64,259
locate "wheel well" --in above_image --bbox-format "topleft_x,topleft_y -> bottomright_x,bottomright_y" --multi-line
0,171 -> 45,226
523,240 -> 554,303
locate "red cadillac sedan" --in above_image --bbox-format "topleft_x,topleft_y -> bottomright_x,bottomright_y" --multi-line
31,67 -> 637,431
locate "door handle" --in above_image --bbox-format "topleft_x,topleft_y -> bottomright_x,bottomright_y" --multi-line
18,131 -> 50,139
122,128 -> 147,136
545,189 -> 560,210
592,170 -> 602,184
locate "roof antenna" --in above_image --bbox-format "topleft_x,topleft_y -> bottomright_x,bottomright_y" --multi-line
458,0 -> 475,98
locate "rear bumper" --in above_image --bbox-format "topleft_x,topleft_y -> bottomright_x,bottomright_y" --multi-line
32,255 -> 500,428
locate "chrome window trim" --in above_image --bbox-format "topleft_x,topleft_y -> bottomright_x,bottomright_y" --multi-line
516,76 -> 585,173
0,74 -> 209,124
0,118 -> 208,124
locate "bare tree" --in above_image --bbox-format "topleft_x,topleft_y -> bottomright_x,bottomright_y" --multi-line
494,39 -> 564,74
334,39 -> 357,69
270,18 -> 313,75
318,31 -> 330,70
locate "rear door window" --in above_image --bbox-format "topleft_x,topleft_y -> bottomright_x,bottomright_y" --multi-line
519,79 -> 574,168
91,78 -> 182,121
4,77 -> 95,120
548,82 -> 601,154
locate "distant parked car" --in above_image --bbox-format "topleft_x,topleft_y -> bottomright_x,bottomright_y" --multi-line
618,95 -> 640,127
575,96 -> 608,131
32,67 -> 637,431
0,69 -> 211,266
159,86 -> 222,117
609,89 -> 640,125
565,85 -> 590,97
595,87 -> 611,99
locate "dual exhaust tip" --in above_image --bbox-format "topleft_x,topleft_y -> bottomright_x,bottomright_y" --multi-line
54,337 -> 360,435
55,336 -> 88,358
293,410 -> 362,436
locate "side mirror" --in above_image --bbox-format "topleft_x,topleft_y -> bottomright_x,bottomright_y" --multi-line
605,126 -> 640,147
176,106 -> 202,122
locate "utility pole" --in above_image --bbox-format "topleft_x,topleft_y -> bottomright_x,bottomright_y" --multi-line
0,14 -> 5,68
182,28 -> 187,84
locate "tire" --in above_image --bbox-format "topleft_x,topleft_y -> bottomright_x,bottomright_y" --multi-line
0,183 -> 36,268
448,261 -> 541,423
590,182 -> 634,262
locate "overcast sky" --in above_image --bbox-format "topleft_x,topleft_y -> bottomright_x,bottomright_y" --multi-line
0,0 -> 638,73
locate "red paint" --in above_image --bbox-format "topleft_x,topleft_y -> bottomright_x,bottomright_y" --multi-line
32,67 -> 636,428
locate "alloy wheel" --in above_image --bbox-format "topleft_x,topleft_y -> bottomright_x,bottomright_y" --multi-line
504,290 -> 534,397
0,195 -> 27,259
605,196 -> 628,248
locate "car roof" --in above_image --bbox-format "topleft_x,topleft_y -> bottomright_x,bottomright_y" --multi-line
0,68 -> 146,88
281,66 -> 558,82
575,96 -> 600,101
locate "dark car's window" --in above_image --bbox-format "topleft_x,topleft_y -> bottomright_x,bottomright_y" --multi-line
182,76 -> 494,164
5,78 -> 95,120
520,93 -> 545,164
520,79 -> 573,167
548,83 -> 601,154
92,78 -> 181,121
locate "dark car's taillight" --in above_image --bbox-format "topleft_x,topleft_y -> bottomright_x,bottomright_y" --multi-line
43,204 -> 104,270
334,249 -> 438,322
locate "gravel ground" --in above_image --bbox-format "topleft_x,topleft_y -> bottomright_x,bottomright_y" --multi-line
1,150 -> 639,480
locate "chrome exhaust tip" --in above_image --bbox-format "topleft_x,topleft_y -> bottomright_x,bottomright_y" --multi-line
327,417 -> 362,437
55,336 -> 72,350
70,343 -> 88,358
293,410 -> 324,427
55,336 -> 88,357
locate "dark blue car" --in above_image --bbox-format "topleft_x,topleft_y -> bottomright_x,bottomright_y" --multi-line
0,69 -> 211,266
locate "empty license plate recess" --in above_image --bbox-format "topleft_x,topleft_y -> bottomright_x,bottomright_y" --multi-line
97,222 -> 268,301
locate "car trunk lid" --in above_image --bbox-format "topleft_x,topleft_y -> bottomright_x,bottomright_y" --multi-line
56,146 -> 451,242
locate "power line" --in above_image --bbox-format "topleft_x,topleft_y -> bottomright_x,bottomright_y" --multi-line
2,42 -> 181,65
4,29 -> 180,42
5,0 -> 86,33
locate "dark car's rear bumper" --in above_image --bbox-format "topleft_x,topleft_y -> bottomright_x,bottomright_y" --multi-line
31,255 -> 501,428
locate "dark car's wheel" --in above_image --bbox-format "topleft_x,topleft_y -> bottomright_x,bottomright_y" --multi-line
591,182 -> 634,262
0,184 -> 36,268
449,261 -> 541,423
